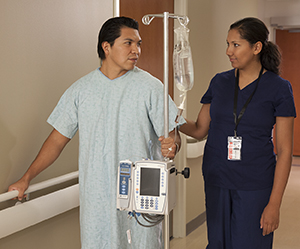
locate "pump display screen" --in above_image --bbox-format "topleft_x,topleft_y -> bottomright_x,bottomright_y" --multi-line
140,168 -> 160,196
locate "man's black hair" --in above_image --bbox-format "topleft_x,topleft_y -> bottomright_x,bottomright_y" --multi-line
97,16 -> 139,60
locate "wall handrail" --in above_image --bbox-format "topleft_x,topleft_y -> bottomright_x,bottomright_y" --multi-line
0,184 -> 79,239
0,171 -> 79,203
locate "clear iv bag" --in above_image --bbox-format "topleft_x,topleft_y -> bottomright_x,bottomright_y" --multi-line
173,26 -> 194,92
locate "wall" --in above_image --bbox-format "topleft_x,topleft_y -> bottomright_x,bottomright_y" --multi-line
261,0 -> 300,39
2,0 -> 298,246
184,0 -> 300,235
185,0 -> 259,227
0,1 -> 113,248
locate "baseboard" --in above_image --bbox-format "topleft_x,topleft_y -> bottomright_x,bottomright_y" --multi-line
186,211 -> 206,236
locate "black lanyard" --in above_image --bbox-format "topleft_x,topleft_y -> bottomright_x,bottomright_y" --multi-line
233,67 -> 264,137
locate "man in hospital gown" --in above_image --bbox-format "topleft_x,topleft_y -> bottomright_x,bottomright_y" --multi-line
9,16 -> 185,248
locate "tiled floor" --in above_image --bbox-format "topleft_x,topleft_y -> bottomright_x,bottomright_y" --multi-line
170,157 -> 300,249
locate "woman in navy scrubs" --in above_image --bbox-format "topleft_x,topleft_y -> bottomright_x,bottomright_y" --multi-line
180,17 -> 296,248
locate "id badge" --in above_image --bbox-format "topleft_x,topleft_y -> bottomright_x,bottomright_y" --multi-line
228,136 -> 242,161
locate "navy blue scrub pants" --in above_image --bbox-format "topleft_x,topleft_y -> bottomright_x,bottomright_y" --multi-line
205,184 -> 273,249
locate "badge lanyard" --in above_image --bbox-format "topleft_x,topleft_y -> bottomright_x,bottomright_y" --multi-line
233,66 -> 264,136
228,66 -> 264,161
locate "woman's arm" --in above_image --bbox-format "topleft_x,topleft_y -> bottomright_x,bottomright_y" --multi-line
179,103 -> 211,141
260,116 -> 294,236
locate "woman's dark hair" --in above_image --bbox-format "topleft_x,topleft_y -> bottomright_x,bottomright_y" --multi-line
97,16 -> 139,60
230,17 -> 281,75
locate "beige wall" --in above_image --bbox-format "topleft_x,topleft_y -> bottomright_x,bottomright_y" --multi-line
185,0 -> 259,224
184,0 -> 300,230
262,0 -> 300,40
2,0 -> 299,246
0,1 -> 113,248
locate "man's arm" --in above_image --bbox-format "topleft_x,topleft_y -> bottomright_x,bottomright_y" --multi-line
8,129 -> 70,200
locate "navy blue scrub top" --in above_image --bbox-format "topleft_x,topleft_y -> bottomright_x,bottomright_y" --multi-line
201,69 -> 296,190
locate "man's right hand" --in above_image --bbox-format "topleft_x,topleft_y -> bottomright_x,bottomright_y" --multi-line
8,177 -> 30,201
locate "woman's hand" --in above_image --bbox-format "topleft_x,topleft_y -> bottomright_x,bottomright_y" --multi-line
260,203 -> 280,236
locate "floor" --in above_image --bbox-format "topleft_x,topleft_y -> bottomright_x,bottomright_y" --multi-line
170,157 -> 300,249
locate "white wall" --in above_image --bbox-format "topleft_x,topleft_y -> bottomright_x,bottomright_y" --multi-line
0,1 -> 113,248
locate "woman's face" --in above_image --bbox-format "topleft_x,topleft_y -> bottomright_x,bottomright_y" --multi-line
226,28 -> 259,70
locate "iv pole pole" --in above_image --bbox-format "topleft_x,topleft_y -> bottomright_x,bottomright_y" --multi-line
163,12 -> 169,140
163,12 -> 170,249
142,12 -> 189,249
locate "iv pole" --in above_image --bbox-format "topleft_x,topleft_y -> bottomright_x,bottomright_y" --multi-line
142,12 -> 189,249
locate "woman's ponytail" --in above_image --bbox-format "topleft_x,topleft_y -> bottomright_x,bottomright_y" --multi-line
260,41 -> 281,75
230,17 -> 282,75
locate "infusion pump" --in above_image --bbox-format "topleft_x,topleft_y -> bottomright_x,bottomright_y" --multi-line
116,160 -> 176,215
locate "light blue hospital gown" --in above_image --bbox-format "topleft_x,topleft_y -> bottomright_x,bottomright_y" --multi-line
47,67 -> 185,249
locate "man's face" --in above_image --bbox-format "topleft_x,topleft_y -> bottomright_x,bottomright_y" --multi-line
103,27 -> 142,77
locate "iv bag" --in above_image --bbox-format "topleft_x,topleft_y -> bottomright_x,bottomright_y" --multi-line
173,26 -> 194,92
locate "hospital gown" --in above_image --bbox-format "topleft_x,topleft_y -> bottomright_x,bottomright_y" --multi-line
47,67 -> 185,249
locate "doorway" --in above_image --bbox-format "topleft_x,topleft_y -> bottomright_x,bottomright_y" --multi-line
120,0 -> 174,97
275,29 -> 300,155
